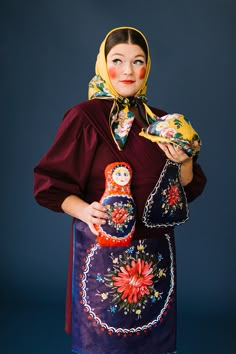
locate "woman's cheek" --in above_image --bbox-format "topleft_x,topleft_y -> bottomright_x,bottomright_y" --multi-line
139,67 -> 146,80
108,67 -> 117,79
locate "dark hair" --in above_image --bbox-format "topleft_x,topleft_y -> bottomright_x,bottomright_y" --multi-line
104,28 -> 148,62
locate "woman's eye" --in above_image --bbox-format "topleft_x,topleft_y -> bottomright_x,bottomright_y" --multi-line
112,58 -> 122,64
134,59 -> 144,65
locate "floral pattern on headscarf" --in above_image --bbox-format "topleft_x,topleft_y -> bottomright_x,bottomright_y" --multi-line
139,113 -> 201,157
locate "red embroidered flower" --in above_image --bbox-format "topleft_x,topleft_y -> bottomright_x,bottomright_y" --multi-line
167,184 -> 180,205
111,207 -> 128,224
112,259 -> 154,303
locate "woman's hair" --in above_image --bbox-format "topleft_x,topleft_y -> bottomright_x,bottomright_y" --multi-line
104,28 -> 148,62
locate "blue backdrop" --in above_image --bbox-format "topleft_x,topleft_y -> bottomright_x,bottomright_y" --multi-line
1,0 -> 235,353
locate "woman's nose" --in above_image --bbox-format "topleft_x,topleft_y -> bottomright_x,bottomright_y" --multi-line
123,62 -> 133,75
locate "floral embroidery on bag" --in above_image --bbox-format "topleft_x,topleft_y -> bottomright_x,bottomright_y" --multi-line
142,160 -> 189,228
161,176 -> 184,217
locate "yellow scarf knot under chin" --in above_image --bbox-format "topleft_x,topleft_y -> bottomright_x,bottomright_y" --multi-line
88,74 -> 156,150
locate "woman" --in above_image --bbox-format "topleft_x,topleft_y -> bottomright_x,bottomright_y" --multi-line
34,27 -> 207,354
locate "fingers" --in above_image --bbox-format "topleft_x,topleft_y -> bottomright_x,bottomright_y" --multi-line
88,223 -> 99,236
157,143 -> 175,157
86,201 -> 108,225
157,143 -> 166,152
157,143 -> 188,163
86,202 -> 108,236
167,143 -> 181,157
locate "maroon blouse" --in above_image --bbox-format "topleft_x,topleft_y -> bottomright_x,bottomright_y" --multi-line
33,99 -> 207,333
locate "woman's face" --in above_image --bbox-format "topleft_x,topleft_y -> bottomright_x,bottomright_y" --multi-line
106,43 -> 146,97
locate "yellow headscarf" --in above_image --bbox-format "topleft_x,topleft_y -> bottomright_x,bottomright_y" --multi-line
94,26 -> 151,97
88,26 -> 157,150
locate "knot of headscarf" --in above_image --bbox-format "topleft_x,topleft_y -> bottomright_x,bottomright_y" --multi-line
88,26 -> 157,150
89,74 -> 156,150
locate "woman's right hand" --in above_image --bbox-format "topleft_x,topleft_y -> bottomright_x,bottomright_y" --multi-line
61,195 -> 107,236
82,201 -> 108,235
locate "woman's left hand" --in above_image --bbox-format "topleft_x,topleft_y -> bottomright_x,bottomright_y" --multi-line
157,143 -> 190,163
158,142 -> 195,185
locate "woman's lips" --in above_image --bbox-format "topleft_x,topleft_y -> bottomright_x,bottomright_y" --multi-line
120,80 -> 135,84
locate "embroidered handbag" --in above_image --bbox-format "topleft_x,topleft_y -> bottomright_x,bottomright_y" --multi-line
142,160 -> 189,228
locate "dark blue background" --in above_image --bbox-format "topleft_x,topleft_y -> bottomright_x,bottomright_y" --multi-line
1,0 -> 235,353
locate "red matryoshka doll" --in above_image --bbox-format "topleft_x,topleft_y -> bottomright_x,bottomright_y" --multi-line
94,162 -> 136,247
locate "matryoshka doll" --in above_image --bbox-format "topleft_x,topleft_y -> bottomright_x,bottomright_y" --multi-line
94,162 -> 136,247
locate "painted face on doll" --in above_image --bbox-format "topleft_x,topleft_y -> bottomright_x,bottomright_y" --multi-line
106,43 -> 146,97
112,166 -> 131,186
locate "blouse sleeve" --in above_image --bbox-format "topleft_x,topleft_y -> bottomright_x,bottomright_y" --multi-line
33,105 -> 99,212
184,157 -> 207,203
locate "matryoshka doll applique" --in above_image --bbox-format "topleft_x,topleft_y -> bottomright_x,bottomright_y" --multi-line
94,162 -> 136,247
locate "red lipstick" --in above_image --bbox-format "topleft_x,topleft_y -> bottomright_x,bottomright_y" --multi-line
120,80 -> 135,84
